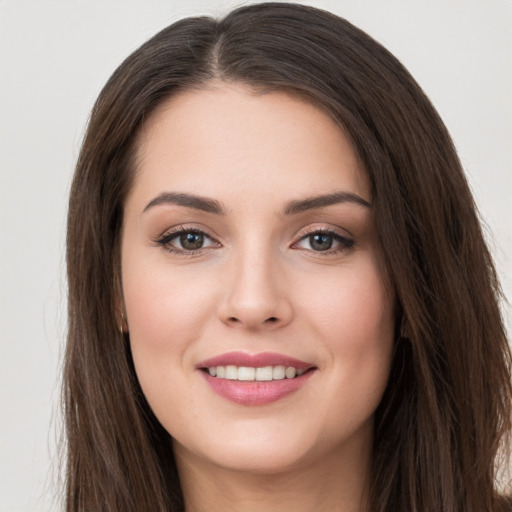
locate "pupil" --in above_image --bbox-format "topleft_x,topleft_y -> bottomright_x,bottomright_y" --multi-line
310,234 -> 332,251
180,232 -> 203,250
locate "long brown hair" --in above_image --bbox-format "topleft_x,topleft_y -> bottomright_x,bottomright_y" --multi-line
64,3 -> 511,510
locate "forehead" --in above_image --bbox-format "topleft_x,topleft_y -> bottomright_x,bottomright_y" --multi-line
129,83 -> 370,210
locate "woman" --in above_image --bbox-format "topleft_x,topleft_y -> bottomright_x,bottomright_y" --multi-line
64,2 -> 512,511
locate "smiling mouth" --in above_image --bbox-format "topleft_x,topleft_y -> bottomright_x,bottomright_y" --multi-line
203,365 -> 313,381
197,352 -> 317,404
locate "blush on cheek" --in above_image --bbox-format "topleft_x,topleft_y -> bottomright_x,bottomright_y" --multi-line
125,287 -> 170,349
123,259 -> 211,344
310,275 -> 389,334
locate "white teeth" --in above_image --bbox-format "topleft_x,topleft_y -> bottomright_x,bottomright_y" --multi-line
225,365 -> 238,380
272,365 -> 286,380
256,366 -> 273,381
207,365 -> 310,381
285,367 -> 296,379
238,367 -> 256,381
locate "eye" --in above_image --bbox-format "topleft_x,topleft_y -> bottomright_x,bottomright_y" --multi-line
178,231 -> 206,250
156,227 -> 219,253
293,229 -> 354,253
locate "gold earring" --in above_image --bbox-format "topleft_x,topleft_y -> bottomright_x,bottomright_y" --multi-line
121,311 -> 128,333
116,307 -> 128,334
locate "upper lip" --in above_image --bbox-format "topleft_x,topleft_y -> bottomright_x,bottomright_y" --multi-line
196,351 -> 315,370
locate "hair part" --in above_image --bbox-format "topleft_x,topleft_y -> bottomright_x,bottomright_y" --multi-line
64,3 -> 511,511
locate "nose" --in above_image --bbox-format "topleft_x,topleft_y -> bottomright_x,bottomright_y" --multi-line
217,246 -> 293,331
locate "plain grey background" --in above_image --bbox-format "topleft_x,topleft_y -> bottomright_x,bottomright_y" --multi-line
1,1 -> 511,510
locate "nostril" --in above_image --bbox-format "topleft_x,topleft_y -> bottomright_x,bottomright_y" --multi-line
223,315 -> 283,327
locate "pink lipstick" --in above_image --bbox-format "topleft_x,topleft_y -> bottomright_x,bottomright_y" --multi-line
196,351 -> 317,406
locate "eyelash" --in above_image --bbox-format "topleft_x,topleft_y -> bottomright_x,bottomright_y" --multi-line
154,226 -> 354,256
154,227 -> 219,256
292,227 -> 354,255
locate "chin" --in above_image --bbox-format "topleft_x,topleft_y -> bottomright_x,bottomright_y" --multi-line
207,445 -> 312,476
173,421 -> 319,475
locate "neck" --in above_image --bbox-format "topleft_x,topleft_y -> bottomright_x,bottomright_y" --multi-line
174,434 -> 372,512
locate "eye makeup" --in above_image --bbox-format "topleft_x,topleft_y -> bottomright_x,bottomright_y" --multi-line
153,223 -> 355,257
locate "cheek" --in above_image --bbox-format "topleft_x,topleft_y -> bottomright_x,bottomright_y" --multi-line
121,253 -> 223,425
121,256 -> 217,421
122,257 -> 217,354
298,257 -> 395,407
299,259 -> 394,348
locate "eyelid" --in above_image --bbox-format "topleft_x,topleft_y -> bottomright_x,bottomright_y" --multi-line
290,225 -> 355,253
153,223 -> 354,255
292,223 -> 354,242
154,225 -> 221,253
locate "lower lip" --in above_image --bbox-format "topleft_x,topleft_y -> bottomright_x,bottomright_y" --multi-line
200,370 -> 316,406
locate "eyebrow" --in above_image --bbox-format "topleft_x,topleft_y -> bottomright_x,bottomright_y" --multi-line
143,190 -> 371,216
283,191 -> 371,215
143,192 -> 226,215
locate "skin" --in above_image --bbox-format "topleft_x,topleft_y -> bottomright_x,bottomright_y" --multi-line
121,82 -> 395,512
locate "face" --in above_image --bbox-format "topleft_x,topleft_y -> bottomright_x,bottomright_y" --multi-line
121,83 -> 395,475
